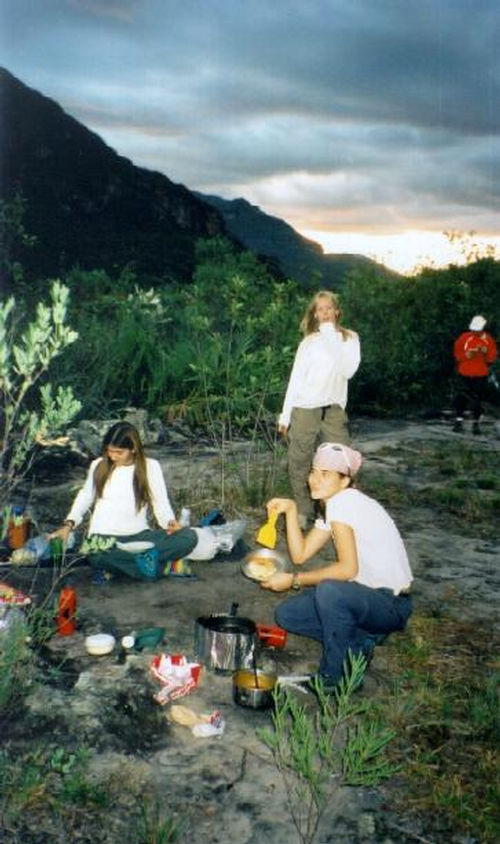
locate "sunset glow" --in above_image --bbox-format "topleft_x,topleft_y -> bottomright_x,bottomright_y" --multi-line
2,1 -> 498,277
302,229 -> 500,275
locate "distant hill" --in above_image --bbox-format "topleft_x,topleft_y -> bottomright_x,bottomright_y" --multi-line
196,193 -> 395,287
0,67 -> 226,283
1,67 -> 394,289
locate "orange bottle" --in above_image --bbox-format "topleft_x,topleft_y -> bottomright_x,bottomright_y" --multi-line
8,507 -> 30,550
57,587 -> 77,636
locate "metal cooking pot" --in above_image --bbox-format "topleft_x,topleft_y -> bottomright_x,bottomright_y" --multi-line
233,668 -> 277,710
194,603 -> 256,673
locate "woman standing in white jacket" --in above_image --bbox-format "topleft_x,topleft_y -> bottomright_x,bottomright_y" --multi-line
278,291 -> 360,527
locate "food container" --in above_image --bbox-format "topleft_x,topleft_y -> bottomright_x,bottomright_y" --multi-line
85,633 -> 116,656
256,623 -> 287,649
242,548 -> 287,581
133,627 -> 166,651
8,510 -> 30,550
194,603 -> 256,672
57,586 -> 77,636
232,668 -> 277,710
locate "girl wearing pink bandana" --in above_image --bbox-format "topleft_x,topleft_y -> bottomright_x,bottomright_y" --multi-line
261,442 -> 413,690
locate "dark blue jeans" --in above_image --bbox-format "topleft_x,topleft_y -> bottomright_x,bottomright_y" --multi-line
275,580 -> 412,682
87,527 -> 198,580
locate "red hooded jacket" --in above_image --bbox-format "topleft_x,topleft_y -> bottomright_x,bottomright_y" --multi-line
454,330 -> 498,377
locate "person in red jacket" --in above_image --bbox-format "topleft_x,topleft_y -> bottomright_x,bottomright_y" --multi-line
453,315 -> 498,434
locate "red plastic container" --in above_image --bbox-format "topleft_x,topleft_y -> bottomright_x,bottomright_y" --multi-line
57,587 -> 77,636
256,623 -> 287,649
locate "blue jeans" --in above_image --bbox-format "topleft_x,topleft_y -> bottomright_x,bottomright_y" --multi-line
275,580 -> 412,682
87,527 -> 198,580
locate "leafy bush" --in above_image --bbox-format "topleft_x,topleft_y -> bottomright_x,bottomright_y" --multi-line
259,653 -> 398,844
0,611 -> 33,718
342,258 -> 500,414
55,238 -> 308,426
172,244 -> 306,429
24,237 -> 500,423
0,280 -> 81,511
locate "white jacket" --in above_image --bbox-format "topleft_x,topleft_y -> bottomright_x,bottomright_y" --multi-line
279,323 -> 360,428
66,457 -> 175,535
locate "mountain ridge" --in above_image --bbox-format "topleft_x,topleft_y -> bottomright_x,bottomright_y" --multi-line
1,67 -> 394,287
0,67 -> 226,283
196,192 -> 393,286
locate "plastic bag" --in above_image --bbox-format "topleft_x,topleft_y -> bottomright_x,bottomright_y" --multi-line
186,520 -> 247,560
150,653 -> 201,705
170,705 -> 225,737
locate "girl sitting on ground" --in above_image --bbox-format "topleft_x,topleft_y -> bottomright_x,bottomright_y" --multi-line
49,422 -> 245,580
261,442 -> 413,689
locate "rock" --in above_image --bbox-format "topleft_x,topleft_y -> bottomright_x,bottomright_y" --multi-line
66,411 -> 167,457
163,419 -> 194,443
357,812 -> 377,837
70,419 -> 104,457
123,407 -> 150,443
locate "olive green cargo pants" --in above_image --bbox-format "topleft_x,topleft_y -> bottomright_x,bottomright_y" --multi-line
288,405 -> 350,525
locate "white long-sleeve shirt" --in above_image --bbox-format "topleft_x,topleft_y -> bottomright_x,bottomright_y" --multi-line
66,457 -> 175,536
279,323 -> 361,428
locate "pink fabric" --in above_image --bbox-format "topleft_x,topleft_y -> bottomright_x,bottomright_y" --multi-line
313,442 -> 363,476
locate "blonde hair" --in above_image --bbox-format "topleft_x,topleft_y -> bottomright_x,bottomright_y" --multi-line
300,290 -> 351,340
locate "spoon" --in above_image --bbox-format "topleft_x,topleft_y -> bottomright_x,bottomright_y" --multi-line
252,648 -> 260,689
256,511 -> 278,549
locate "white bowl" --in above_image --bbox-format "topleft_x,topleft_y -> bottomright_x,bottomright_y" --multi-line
85,633 -> 116,656
116,541 -> 155,554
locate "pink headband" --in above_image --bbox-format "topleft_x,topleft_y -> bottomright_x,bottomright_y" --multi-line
313,442 -> 363,477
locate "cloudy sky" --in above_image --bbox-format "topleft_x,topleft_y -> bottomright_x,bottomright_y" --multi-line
1,0 -> 499,272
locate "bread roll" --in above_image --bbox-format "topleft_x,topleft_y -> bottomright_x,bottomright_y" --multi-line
247,556 -> 276,580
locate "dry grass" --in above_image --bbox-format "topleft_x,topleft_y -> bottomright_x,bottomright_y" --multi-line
360,438 -> 500,539
351,438 -> 500,840
374,614 -> 499,842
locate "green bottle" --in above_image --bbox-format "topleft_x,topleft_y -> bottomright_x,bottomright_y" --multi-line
50,537 -> 63,567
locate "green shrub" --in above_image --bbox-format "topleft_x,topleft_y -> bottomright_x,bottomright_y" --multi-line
259,654 -> 398,844
0,611 -> 33,718
31,239 -> 500,422
342,258 -> 500,414
0,280 -> 81,511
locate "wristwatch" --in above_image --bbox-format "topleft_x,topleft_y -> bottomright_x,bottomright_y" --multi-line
291,573 -> 301,591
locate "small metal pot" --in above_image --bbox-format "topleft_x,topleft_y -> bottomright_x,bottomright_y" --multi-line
232,668 -> 277,710
194,603 -> 256,673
